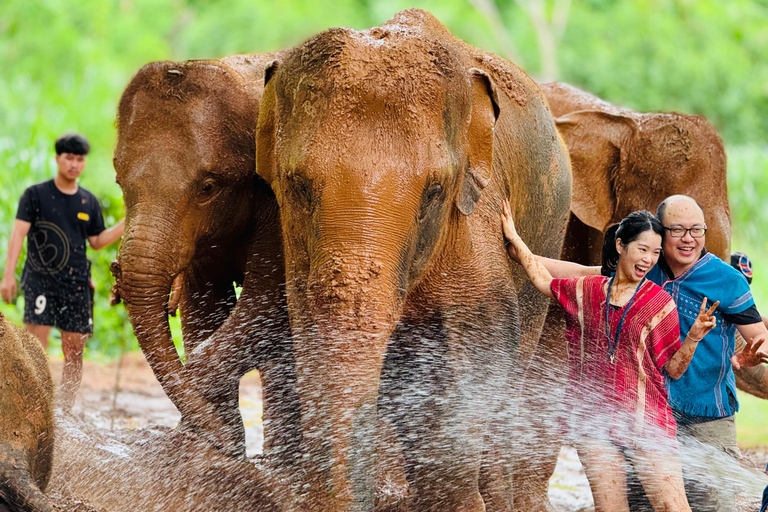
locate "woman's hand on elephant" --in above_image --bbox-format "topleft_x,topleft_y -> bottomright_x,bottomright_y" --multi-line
501,199 -> 523,262
500,199 -> 518,239
687,297 -> 719,342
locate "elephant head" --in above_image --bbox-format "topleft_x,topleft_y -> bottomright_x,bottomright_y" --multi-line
540,82 -> 731,262
256,25 -> 504,509
113,55 -> 274,416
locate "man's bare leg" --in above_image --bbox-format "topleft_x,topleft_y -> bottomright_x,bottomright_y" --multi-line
24,323 -> 51,352
59,330 -> 88,409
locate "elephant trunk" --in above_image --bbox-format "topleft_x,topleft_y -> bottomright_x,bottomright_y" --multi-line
290,244 -> 404,510
118,211 -> 195,415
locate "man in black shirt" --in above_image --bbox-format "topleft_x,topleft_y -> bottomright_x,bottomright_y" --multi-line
1,133 -> 124,408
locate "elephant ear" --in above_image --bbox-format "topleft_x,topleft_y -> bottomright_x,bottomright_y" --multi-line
256,60 -> 281,185
457,68 -> 500,216
555,110 -> 636,231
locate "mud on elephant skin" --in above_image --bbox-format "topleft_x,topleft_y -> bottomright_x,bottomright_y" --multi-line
539,81 -> 730,262
48,414 -> 288,512
256,8 -> 571,510
0,313 -> 54,512
111,53 -> 302,461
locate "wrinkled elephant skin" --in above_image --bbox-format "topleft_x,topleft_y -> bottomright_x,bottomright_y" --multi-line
0,313 -> 54,512
540,81 -> 730,262
256,9 -> 571,511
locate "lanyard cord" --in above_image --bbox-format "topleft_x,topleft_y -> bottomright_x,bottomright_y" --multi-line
605,275 -> 645,363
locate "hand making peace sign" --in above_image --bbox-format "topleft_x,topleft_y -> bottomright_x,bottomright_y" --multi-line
688,297 -> 719,343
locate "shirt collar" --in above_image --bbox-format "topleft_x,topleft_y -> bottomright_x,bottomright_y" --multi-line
660,247 -> 708,280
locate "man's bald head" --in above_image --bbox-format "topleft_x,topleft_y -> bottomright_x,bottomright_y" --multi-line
656,195 -> 706,225
656,194 -> 708,275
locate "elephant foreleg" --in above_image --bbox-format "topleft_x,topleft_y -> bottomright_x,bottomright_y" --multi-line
510,305 -> 568,512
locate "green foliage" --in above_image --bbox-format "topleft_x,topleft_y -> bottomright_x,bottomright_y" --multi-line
558,0 -> 768,144
727,146 -> 768,307
736,392 -> 768,448
0,0 -> 766,358
479,0 -> 768,144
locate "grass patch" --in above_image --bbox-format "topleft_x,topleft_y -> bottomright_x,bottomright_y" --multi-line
736,392 -> 768,449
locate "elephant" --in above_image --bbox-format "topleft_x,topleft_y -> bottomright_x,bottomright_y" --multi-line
48,415 -> 288,512
539,81 -> 730,262
254,9 -> 571,510
111,53 -> 303,464
0,312 -> 54,512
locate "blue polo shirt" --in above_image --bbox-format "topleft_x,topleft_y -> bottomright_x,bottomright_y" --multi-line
647,253 -> 755,418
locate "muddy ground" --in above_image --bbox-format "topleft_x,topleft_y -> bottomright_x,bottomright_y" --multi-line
48,353 -> 767,511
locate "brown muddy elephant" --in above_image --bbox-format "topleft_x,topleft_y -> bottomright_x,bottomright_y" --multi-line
49,415 -> 287,512
539,81 -> 730,262
0,313 -> 54,512
255,9 -> 571,511
112,53 -> 302,463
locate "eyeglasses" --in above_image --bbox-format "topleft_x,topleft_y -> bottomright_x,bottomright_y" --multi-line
663,226 -> 707,238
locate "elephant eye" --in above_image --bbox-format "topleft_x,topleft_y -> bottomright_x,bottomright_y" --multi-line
198,177 -> 220,202
426,184 -> 443,203
419,183 -> 443,220
287,173 -> 313,210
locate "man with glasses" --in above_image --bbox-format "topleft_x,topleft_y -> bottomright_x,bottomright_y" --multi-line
528,194 -> 768,510
646,196 -> 768,511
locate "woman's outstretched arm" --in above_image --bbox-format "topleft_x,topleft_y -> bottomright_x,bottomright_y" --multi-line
503,215 -> 600,279
535,256 -> 601,279
501,199 -> 555,299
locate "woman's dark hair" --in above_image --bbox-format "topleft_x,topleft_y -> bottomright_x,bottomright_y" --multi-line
601,210 -> 664,276
55,133 -> 90,155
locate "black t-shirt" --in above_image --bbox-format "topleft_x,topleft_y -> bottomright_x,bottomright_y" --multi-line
16,179 -> 105,288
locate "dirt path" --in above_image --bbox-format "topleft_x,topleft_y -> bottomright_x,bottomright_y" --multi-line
50,353 -> 766,511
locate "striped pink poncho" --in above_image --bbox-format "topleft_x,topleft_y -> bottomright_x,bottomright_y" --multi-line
551,275 -> 682,444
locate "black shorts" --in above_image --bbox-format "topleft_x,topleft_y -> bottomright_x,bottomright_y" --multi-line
23,281 -> 93,334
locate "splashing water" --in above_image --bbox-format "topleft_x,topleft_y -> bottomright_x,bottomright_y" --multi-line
42,324 -> 767,511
